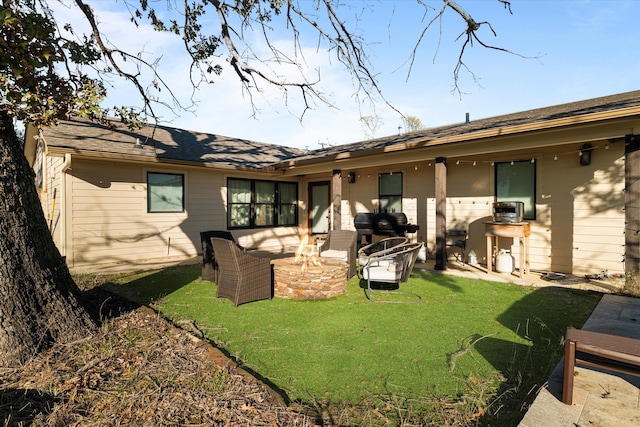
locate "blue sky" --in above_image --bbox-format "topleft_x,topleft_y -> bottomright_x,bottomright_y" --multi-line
56,0 -> 639,149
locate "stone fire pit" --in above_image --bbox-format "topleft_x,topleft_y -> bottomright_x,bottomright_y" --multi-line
271,257 -> 348,300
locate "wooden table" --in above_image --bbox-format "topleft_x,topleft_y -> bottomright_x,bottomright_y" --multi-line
485,222 -> 530,278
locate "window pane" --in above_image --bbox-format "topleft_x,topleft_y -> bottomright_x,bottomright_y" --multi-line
380,196 -> 402,213
379,172 -> 402,213
229,179 -> 251,203
277,182 -> 297,226
255,181 -> 275,203
496,161 -> 535,219
255,204 -> 274,226
148,172 -> 184,213
379,173 -> 402,196
228,204 -> 250,227
227,178 -> 297,229
278,205 -> 296,225
279,182 -> 297,204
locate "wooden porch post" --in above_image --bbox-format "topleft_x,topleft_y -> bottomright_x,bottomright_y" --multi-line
435,157 -> 447,270
625,134 -> 640,278
332,169 -> 342,231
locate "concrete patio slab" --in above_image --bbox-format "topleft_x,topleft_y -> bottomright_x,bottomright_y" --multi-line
519,294 -> 640,427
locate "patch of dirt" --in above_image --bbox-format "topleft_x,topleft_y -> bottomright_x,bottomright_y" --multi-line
0,293 -> 316,426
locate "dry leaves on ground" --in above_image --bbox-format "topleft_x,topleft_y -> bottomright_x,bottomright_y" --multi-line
0,309 -> 315,426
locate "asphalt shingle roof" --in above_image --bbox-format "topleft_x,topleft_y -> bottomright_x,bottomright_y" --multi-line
41,90 -> 640,170
41,118 -> 305,169
288,90 -> 640,163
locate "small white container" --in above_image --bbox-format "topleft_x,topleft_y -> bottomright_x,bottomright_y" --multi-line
417,245 -> 427,263
468,250 -> 477,265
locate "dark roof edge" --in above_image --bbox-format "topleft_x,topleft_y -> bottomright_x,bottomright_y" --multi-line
272,90 -> 640,168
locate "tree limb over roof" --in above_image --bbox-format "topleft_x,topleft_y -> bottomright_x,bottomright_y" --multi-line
2,0 -> 525,130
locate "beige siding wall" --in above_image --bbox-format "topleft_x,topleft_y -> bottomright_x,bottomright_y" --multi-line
334,144 -> 625,276
49,139 -> 625,276
341,169 -> 380,221
336,164 -> 427,245
570,152 -> 625,275
65,159 -> 300,269
526,144 -> 625,275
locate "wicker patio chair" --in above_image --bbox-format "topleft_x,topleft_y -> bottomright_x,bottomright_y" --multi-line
361,242 -> 423,303
210,237 -> 273,306
357,236 -> 409,279
319,230 -> 358,279
200,230 -> 244,283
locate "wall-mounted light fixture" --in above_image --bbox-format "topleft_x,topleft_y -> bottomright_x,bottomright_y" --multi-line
347,172 -> 356,184
579,143 -> 592,166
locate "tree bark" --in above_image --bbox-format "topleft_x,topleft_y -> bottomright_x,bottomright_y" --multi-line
0,113 -> 97,367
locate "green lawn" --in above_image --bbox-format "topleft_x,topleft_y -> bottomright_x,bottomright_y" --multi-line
89,264 -> 601,421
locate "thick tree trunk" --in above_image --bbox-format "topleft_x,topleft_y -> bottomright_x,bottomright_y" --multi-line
0,113 -> 97,367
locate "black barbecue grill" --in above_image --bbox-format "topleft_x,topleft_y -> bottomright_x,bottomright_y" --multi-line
354,212 -> 419,247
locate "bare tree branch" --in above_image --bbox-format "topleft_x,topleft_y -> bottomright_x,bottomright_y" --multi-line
404,0 -> 536,97
65,0 -> 529,128
74,0 -> 197,126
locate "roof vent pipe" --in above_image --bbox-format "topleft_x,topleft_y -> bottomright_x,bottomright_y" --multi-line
465,112 -> 470,124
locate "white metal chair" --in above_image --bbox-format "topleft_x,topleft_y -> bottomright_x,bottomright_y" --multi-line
361,242 -> 423,302
357,236 -> 409,279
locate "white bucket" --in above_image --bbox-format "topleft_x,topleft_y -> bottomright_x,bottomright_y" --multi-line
496,249 -> 514,273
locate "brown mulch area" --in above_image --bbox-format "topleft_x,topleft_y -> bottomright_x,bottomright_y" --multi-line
0,293 -> 316,426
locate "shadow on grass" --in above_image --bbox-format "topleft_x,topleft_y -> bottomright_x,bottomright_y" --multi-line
80,264 -> 203,321
477,286 -> 603,426
356,269 -> 465,297
412,269 -> 465,293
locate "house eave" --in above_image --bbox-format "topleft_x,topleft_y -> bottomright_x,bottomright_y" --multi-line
274,106 -> 640,175
45,146 -> 270,173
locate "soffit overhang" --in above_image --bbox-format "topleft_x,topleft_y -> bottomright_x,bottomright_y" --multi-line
274,107 -> 640,176
43,146 -> 282,174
